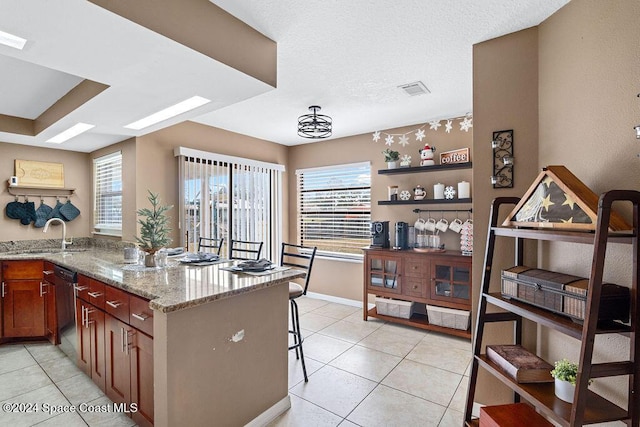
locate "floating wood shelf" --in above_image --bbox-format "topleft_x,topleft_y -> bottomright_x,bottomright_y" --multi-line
7,185 -> 75,198
378,162 -> 472,175
378,198 -> 472,206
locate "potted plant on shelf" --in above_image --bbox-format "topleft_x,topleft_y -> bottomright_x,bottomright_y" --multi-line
136,190 -> 173,267
551,358 -> 591,403
383,149 -> 400,169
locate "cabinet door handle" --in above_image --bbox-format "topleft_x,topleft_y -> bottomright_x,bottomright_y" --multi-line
2,281 -> 5,298
106,300 -> 121,308
81,306 -> 86,327
40,282 -> 44,297
74,285 -> 88,292
85,308 -> 95,327
121,327 -> 132,355
88,291 -> 102,298
131,312 -> 149,321
43,270 -> 54,276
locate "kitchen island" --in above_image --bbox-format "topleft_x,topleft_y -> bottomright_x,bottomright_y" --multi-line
0,246 -> 305,426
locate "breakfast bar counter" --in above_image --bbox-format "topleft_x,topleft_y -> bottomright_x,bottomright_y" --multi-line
0,247 -> 305,426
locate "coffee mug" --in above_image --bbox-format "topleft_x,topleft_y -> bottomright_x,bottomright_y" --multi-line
414,218 -> 426,231
449,218 -> 464,233
423,218 -> 437,232
435,218 -> 449,232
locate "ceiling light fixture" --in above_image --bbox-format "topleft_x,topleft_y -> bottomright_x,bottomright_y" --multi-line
297,105 -> 332,139
124,96 -> 211,130
0,29 -> 27,50
46,123 -> 95,144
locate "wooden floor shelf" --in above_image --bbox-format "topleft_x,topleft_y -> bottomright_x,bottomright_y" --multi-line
465,192 -> 640,427
476,355 -> 629,427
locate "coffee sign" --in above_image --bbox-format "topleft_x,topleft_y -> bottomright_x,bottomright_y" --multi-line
440,148 -> 469,165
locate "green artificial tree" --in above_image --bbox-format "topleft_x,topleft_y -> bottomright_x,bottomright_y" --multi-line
136,191 -> 173,256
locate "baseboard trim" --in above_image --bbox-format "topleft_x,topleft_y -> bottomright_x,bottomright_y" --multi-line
245,395 -> 291,427
305,292 -> 364,308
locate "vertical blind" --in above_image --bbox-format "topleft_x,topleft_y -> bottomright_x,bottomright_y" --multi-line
296,162 -> 371,258
176,147 -> 284,261
93,151 -> 123,235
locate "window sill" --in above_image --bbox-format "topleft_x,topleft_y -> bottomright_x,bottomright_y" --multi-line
92,231 -> 122,238
315,255 -> 363,264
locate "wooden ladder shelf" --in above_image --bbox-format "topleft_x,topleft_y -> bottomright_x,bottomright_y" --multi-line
464,190 -> 640,427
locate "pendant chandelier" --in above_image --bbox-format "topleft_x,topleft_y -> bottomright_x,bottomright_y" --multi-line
297,105 -> 332,139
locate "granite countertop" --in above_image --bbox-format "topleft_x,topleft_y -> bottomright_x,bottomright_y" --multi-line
0,247 -> 305,313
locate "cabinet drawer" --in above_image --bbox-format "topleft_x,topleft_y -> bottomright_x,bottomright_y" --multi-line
2,260 -> 44,280
76,275 -> 90,301
404,278 -> 428,298
105,286 -> 130,324
87,280 -> 106,310
129,295 -> 153,337
404,259 -> 427,277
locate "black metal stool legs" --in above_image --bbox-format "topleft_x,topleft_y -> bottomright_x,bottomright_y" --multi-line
288,298 -> 308,382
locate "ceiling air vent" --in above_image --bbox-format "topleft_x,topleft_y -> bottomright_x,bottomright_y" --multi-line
398,81 -> 430,96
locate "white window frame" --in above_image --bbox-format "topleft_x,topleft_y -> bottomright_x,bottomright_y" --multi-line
93,151 -> 123,236
296,161 -> 371,260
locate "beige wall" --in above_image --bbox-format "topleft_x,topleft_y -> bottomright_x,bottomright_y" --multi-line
289,123 -> 472,302
0,143 -> 91,242
472,26 -> 540,404
537,0 -> 640,409
135,121 -> 289,248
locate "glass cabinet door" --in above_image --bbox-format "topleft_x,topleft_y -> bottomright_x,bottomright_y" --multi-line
431,261 -> 470,303
367,256 -> 401,294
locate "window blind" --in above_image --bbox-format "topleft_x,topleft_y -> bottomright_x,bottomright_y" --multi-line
296,162 -> 371,258
176,147 -> 283,261
93,151 -> 123,235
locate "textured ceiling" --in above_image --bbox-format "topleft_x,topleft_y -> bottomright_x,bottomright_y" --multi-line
0,0 -> 569,152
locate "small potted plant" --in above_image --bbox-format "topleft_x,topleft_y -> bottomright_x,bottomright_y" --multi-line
551,358 -> 591,403
136,190 -> 173,267
382,149 -> 400,169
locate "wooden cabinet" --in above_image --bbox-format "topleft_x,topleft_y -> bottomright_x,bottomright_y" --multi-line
363,248 -> 472,339
464,192 -> 640,427
75,297 -> 106,391
76,273 -> 153,426
1,260 -> 45,338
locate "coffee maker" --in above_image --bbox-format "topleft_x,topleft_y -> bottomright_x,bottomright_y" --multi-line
370,221 -> 390,248
395,221 -> 409,250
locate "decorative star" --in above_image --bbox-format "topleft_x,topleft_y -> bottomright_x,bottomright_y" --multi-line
542,176 -> 554,188
460,117 -> 473,132
372,131 -> 381,142
398,134 -> 410,147
429,120 -> 441,131
541,194 -> 555,211
561,217 -> 574,224
562,193 -> 577,210
445,120 -> 453,133
415,128 -> 426,141
384,134 -> 394,146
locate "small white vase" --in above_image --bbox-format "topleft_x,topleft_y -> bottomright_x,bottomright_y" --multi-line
387,161 -> 398,169
554,378 -> 575,403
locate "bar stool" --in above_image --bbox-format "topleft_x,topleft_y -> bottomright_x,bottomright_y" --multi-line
198,237 -> 224,255
230,239 -> 263,260
280,242 -> 317,382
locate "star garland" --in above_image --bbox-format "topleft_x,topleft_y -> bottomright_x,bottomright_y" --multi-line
371,113 -> 472,146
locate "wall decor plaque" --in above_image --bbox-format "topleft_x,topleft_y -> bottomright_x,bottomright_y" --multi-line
15,160 -> 65,188
440,148 -> 469,165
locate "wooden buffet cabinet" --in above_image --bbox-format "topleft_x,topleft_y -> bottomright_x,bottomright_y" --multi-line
362,247 -> 472,339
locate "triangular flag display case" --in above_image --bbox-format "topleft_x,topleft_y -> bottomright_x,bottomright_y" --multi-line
502,165 -> 631,232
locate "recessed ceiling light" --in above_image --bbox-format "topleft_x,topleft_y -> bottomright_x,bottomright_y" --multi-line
0,29 -> 27,50
124,96 -> 211,130
46,123 -> 95,144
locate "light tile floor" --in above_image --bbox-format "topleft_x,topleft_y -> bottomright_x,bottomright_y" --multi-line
0,296 -> 477,426
271,296 -> 477,426
0,341 -> 134,427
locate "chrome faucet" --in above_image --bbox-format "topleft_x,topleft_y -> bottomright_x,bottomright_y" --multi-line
43,218 -> 73,250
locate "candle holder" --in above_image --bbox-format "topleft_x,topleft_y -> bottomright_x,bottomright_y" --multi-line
491,129 -> 514,188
